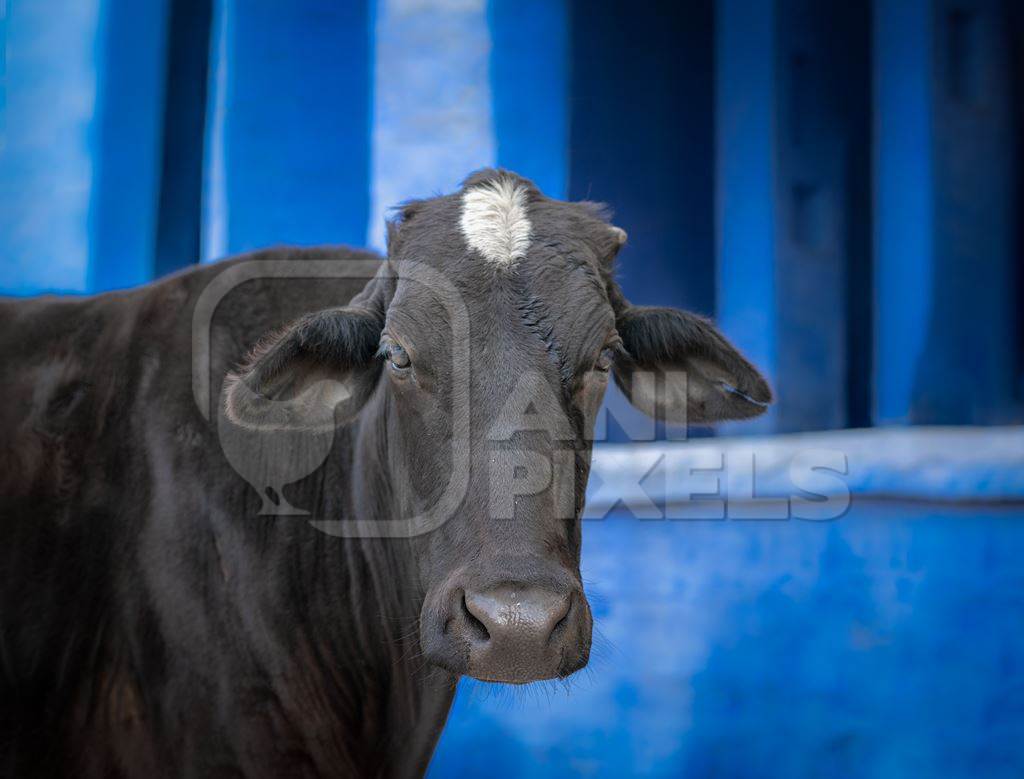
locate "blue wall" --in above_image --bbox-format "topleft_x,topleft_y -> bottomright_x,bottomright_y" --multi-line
1,0 -> 1020,429
2,3 -> 1024,776
431,502 -> 1024,778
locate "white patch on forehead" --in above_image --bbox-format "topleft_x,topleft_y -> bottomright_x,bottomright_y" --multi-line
459,178 -> 532,265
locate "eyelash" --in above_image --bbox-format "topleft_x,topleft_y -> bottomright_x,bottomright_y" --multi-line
379,339 -> 411,371
593,338 -> 623,374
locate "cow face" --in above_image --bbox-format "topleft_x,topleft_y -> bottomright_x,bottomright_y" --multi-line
224,170 -> 771,684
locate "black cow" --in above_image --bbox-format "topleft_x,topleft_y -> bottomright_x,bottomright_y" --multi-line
0,170 -> 770,777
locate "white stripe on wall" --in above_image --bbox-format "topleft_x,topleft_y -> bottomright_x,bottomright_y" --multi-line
200,0 -> 230,263
366,0 -> 496,251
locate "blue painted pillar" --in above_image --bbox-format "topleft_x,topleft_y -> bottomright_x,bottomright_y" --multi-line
0,0 -> 96,294
366,0 -> 570,251
873,0 -> 934,426
366,0 -> 495,250
569,0 -> 714,443
717,0 -> 871,433
716,0 -> 779,432
489,0 -> 568,199
154,0 -> 213,278
202,0 -> 372,262
774,1 -> 872,432
88,0 -> 171,292
570,0 -> 715,317
875,0 -> 1019,425
0,0 -> 169,295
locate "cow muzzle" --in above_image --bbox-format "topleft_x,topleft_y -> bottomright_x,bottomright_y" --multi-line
421,581 -> 592,684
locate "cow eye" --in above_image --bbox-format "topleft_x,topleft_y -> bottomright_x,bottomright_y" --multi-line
386,343 -> 411,371
594,347 -> 615,373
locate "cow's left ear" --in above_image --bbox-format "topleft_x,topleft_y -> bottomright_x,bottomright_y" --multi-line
223,306 -> 383,431
613,306 -> 772,424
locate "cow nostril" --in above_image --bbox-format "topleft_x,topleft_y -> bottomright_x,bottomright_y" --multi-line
425,583 -> 590,684
460,592 -> 490,642
547,592 -> 573,644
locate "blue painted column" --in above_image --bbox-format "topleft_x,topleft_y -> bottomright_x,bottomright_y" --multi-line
873,0 -> 935,425
88,0 -> 171,292
366,0 -> 570,251
715,0 -> 779,432
154,0 -> 213,279
569,0 -> 714,443
717,0 -> 871,433
489,0 -> 568,199
774,1 -> 872,432
570,0 -> 715,316
875,0 -> 1019,425
366,0 -> 495,251
0,0 -> 169,295
0,0 -> 101,294
202,0 -> 372,261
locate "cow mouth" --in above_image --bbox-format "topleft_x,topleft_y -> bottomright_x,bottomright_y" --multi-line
457,641 -> 592,686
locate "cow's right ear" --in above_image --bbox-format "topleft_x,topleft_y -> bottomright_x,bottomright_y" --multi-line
223,307 -> 383,431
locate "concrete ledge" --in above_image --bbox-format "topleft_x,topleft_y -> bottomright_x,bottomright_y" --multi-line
587,426 -> 1024,510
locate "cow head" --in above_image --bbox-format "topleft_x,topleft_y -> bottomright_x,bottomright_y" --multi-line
224,170 -> 771,684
